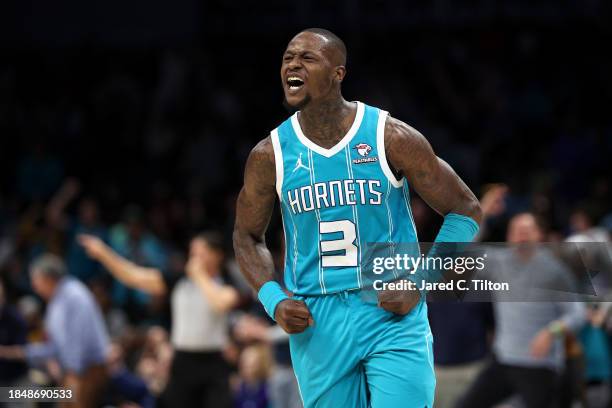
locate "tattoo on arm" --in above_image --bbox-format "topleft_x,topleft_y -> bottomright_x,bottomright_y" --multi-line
384,116 -> 482,224
233,136 -> 279,291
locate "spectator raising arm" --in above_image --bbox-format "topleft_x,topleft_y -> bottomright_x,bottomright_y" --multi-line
45,178 -> 81,229
79,233 -> 239,312
78,234 -> 167,296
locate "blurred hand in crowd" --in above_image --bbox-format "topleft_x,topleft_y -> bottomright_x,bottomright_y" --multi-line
234,315 -> 271,343
46,178 -> 82,227
480,183 -> 508,218
0,345 -> 25,360
185,255 -> 206,279
46,359 -> 63,383
529,328 -> 554,358
60,178 -> 81,197
78,234 -> 109,260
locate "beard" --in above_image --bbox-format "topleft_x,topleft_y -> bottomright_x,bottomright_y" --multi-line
282,93 -> 311,113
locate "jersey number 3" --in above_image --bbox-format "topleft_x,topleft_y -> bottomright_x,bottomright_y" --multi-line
319,220 -> 358,267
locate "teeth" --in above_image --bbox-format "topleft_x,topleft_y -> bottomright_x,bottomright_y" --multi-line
288,76 -> 302,82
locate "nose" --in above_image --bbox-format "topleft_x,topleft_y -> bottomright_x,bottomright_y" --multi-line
287,56 -> 302,70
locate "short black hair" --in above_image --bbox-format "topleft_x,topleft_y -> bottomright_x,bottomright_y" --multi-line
192,230 -> 224,252
301,28 -> 347,66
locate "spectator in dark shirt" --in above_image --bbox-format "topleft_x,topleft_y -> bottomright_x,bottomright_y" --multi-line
108,205 -> 168,319
428,302 -> 494,408
234,344 -> 272,408
106,341 -> 155,408
0,281 -> 28,386
46,179 -> 108,283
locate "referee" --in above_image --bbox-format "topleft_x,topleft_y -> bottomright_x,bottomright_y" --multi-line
79,231 -> 238,407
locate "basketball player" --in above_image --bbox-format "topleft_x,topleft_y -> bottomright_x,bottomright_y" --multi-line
233,28 -> 482,408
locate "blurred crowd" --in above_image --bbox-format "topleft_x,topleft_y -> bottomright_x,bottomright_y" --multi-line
0,14 -> 611,408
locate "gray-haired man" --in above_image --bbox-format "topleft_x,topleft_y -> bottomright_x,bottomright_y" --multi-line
0,254 -> 109,407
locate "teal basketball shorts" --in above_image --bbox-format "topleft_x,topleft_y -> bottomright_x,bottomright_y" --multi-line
289,290 -> 436,408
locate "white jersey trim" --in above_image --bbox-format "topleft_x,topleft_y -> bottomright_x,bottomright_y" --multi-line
270,129 -> 284,199
344,145 -> 363,289
308,149 -> 326,294
291,101 -> 365,158
376,110 -> 403,188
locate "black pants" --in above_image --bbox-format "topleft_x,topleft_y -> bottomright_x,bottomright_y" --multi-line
161,350 -> 231,408
456,360 -> 558,408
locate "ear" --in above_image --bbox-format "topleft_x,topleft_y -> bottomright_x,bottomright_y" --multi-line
334,66 -> 347,83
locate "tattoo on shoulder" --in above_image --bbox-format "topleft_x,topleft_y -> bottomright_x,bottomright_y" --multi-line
384,116 -> 427,154
384,115 -> 438,186
246,137 -> 276,191
236,136 -> 278,235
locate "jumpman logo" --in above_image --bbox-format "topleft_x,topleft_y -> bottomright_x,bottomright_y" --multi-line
292,153 -> 311,173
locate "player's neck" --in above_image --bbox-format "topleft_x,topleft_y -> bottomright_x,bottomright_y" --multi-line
298,96 -> 356,148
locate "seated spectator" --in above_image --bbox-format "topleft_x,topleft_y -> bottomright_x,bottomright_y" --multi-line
0,280 -> 28,386
233,314 -> 302,408
233,344 -> 272,408
89,278 -> 129,340
428,302 -> 494,408
135,326 -> 173,397
16,296 -> 45,343
106,341 -> 155,408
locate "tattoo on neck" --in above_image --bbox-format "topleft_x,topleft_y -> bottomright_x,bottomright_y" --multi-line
298,99 -> 356,148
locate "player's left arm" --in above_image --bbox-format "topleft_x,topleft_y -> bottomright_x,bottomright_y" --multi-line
385,116 -> 482,223
378,116 -> 482,314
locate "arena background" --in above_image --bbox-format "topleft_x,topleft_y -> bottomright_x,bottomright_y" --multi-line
0,1 -> 611,407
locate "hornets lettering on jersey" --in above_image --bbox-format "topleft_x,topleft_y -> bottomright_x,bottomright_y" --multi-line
271,101 -> 419,295
285,178 -> 383,214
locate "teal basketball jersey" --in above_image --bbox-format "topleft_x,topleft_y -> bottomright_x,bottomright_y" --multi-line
271,101 -> 418,295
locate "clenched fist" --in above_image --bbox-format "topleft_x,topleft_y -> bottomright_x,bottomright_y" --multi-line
378,286 -> 421,315
275,299 -> 314,334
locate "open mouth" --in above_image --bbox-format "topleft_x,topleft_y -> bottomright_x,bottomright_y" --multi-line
287,76 -> 304,91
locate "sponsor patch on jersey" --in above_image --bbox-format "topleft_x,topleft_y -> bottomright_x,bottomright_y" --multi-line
353,143 -> 378,164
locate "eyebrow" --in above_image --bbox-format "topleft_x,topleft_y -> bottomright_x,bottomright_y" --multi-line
283,49 -> 321,56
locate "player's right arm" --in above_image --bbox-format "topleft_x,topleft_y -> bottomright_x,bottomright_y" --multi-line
77,234 -> 167,295
233,137 -> 313,334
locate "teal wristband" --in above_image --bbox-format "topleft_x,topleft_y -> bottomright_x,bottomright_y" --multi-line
258,281 -> 289,321
434,213 -> 479,243
412,213 -> 480,296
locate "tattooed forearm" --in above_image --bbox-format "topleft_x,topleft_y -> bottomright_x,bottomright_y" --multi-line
233,137 -> 279,291
384,116 -> 482,224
